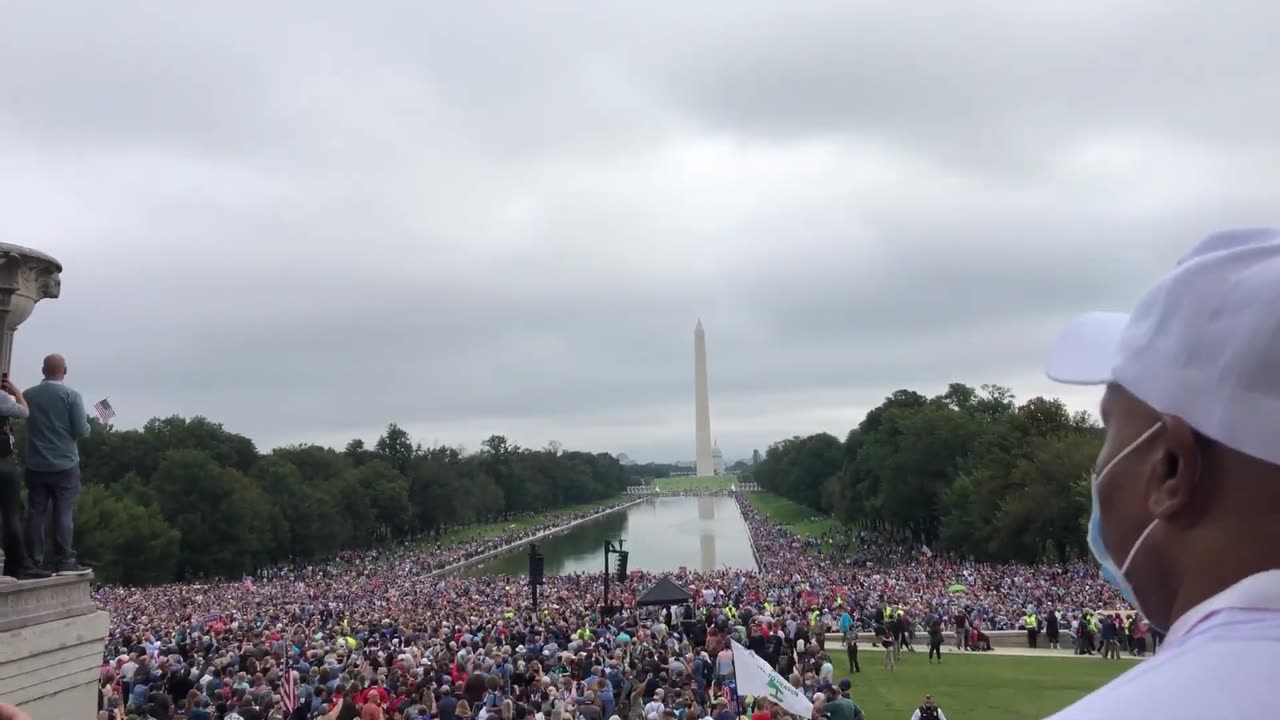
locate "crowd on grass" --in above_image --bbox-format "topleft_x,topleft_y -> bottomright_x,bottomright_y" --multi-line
92,494 -> 1128,720
744,504 -> 1127,633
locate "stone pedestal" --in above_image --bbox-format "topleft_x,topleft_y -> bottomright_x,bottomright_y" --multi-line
0,575 -> 107,720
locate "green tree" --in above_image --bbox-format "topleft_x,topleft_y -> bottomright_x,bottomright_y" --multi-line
75,485 -> 181,585
142,416 -> 259,474
481,435 -> 521,518
343,438 -> 376,466
348,460 -> 413,541
249,455 -> 342,561
63,403 -> 778,585
759,383 -> 1102,563
148,449 -> 270,578
407,450 -> 469,534
374,423 -> 416,473
755,433 -> 843,512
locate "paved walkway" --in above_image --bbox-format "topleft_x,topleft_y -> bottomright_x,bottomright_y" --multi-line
839,641 -> 1145,660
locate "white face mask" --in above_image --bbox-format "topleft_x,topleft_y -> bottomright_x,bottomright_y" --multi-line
1087,423 -> 1162,622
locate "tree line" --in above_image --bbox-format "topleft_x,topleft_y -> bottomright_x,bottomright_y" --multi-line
750,383 -> 1102,564
13,417 -> 630,586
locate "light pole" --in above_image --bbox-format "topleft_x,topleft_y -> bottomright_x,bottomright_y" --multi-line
603,539 -> 627,613
528,542 -> 544,611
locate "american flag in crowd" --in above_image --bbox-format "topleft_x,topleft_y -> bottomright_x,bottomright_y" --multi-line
281,668 -> 298,714
93,398 -> 115,423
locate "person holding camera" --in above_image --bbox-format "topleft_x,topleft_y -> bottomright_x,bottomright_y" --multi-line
0,373 -> 46,582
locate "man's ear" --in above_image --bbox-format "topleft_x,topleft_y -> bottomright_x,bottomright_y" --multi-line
1148,415 -> 1201,523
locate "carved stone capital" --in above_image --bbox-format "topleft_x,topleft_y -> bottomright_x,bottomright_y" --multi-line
0,243 -> 62,334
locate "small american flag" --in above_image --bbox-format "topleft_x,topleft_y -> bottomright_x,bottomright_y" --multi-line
281,667 -> 298,714
93,398 -> 115,423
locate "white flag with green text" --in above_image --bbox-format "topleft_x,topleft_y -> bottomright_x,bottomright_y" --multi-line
730,640 -> 814,718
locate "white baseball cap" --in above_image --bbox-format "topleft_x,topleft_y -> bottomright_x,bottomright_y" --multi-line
1046,227 -> 1280,465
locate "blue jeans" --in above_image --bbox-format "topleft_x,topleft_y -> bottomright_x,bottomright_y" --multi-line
24,465 -> 80,568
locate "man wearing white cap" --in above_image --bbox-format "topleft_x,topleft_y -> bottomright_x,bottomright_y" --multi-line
1044,228 -> 1280,719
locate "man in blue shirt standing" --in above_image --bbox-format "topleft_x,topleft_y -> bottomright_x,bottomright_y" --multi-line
22,353 -> 91,575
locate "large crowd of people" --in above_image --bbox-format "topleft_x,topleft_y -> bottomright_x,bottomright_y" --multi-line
92,493 -> 1129,720
747,507 -> 1128,632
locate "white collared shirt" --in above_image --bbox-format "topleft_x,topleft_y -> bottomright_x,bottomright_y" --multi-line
0,392 -> 27,419
1048,569 -> 1280,719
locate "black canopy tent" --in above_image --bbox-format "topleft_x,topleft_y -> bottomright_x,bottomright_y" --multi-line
635,577 -> 693,607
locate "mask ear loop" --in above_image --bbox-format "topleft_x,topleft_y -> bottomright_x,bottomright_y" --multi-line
1117,519 -> 1159,576
1096,423 -> 1164,487
1118,424 -> 1204,577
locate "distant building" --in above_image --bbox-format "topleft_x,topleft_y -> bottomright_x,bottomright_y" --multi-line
711,442 -> 725,475
751,449 -> 762,466
670,459 -> 697,477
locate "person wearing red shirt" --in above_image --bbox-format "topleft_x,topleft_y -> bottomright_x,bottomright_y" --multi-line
750,698 -> 771,720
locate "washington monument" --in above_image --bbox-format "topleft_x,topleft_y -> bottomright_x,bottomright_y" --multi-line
694,319 -> 714,476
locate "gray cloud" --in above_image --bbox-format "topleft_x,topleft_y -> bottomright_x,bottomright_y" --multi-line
2,1 -> 1276,462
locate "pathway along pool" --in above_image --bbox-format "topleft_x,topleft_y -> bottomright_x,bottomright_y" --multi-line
463,495 -> 757,576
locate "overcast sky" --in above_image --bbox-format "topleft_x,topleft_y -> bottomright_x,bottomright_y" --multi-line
2,2 -> 1275,463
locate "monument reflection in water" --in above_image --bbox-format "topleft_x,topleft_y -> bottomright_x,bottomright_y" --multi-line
464,495 -> 757,577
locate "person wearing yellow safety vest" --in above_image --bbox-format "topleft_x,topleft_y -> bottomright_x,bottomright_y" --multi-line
809,610 -> 825,652
1079,612 -> 1098,655
1023,611 -> 1040,649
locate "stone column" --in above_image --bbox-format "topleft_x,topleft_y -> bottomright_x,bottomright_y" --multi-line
0,244 -> 62,574
694,320 -> 714,477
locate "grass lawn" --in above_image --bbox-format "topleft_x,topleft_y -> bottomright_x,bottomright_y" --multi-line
653,475 -> 738,492
750,492 -> 846,538
425,496 -> 626,547
833,651 -> 1130,719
